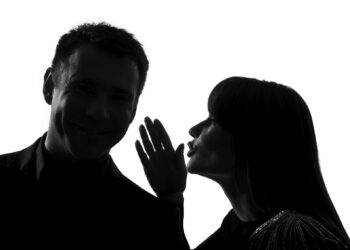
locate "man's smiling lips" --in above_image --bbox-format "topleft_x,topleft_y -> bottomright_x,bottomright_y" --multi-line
72,123 -> 109,136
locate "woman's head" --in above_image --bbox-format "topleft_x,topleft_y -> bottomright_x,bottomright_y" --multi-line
188,76 -> 349,243
206,76 -> 322,214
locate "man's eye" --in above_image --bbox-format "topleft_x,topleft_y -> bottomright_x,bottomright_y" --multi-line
111,94 -> 130,102
76,85 -> 94,94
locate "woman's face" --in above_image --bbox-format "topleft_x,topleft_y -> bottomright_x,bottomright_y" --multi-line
187,116 -> 236,183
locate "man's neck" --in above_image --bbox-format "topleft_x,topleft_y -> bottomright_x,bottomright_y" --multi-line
41,143 -> 110,185
44,134 -> 108,166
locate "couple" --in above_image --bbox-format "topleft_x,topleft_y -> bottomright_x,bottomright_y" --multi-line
0,22 -> 348,249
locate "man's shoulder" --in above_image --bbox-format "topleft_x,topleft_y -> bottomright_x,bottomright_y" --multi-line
105,164 -> 179,212
0,137 -> 41,173
0,150 -> 18,167
0,149 -> 25,173
106,165 -> 158,200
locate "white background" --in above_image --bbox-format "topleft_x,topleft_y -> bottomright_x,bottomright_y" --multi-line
0,1 -> 349,248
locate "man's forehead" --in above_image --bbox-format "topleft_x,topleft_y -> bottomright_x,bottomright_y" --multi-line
61,44 -> 135,71
55,45 -> 139,92
67,44 -> 137,69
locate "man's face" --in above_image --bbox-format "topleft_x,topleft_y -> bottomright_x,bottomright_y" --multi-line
47,44 -> 139,161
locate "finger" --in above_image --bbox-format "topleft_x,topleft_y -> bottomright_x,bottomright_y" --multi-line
175,143 -> 185,156
175,143 -> 186,169
135,140 -> 150,168
144,117 -> 163,151
136,140 -> 155,184
139,125 -> 155,158
154,119 -> 174,152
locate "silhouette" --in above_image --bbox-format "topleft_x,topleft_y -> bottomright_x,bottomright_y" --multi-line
136,76 -> 350,249
0,23 -> 188,249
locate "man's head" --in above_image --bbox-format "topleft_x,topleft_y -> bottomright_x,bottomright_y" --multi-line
50,22 -> 148,98
43,23 -> 149,162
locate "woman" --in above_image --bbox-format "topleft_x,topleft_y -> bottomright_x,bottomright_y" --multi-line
136,76 -> 350,249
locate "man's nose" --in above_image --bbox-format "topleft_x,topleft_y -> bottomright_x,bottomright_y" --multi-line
85,96 -> 110,121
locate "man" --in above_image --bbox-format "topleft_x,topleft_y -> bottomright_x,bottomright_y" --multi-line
0,22 -> 188,249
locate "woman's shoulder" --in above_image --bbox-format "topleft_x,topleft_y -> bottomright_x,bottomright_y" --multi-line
249,210 -> 349,250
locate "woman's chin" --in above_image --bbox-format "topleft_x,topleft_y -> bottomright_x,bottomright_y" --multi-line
187,165 -> 196,174
186,157 -> 197,174
186,158 -> 204,175
186,160 -> 219,182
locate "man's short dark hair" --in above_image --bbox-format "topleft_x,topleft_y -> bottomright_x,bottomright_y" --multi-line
51,22 -> 149,97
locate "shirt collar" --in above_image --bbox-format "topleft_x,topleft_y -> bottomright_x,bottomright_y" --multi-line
35,133 -> 113,183
35,133 -> 46,182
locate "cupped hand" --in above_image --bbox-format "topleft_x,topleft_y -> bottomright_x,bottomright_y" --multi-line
135,117 -> 187,204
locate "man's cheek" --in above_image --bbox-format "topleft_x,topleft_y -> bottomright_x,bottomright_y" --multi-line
110,118 -> 130,140
53,111 -> 65,136
112,108 -> 133,124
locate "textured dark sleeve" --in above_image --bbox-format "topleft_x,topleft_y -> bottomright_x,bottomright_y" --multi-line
249,212 -> 349,250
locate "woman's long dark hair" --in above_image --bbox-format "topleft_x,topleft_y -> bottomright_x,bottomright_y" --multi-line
208,76 -> 350,245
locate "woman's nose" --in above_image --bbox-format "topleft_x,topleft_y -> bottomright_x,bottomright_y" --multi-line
189,119 -> 206,138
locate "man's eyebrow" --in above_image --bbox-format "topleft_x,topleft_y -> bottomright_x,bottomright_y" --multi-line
110,88 -> 133,98
69,76 -> 133,97
70,77 -> 96,86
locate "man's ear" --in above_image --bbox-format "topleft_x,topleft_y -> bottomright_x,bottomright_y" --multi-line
43,67 -> 54,105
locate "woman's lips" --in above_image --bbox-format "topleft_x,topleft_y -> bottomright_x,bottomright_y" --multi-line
187,149 -> 196,157
187,141 -> 196,157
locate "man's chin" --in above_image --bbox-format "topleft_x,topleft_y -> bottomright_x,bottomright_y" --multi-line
70,147 -> 109,163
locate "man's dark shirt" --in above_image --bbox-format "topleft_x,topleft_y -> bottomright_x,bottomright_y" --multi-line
0,133 -> 189,249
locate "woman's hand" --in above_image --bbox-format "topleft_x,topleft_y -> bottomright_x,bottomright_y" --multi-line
135,117 -> 187,204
